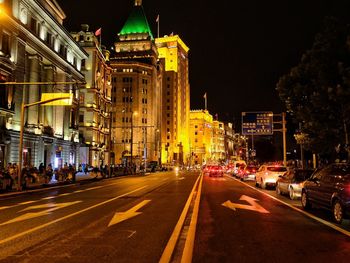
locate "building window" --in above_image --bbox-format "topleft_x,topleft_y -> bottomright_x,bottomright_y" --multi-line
167,113 -> 170,117
167,106 -> 170,110
167,121 -> 170,125
195,132 -> 198,135
167,136 -> 170,140
167,91 -> 170,95
79,114 -> 84,123
1,33 -> 10,56
30,17 -> 37,33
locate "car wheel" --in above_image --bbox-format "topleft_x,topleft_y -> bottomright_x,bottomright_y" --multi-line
289,187 -> 296,200
301,191 -> 311,210
261,179 -> 266,189
276,183 -> 281,195
255,180 -> 259,187
332,199 -> 344,224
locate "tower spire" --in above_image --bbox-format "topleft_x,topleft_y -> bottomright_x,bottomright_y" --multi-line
135,0 -> 142,6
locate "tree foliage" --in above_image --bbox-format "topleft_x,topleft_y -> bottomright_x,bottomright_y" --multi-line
276,17 -> 350,158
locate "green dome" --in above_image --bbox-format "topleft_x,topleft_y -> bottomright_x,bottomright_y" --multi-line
119,5 -> 154,40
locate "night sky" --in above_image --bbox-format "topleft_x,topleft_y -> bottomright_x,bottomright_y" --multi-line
57,0 -> 350,127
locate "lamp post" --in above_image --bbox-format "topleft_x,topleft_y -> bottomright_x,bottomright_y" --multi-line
18,96 -> 72,190
130,111 -> 137,174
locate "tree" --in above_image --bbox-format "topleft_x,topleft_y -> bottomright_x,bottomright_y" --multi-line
276,17 -> 350,159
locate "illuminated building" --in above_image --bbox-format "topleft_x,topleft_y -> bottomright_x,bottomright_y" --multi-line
0,0 -> 87,169
189,110 -> 213,165
71,24 -> 112,168
212,120 -> 225,161
224,122 -> 235,160
156,35 -> 190,165
109,0 -> 161,167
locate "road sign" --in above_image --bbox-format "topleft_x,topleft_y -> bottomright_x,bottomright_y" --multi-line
242,111 -> 273,135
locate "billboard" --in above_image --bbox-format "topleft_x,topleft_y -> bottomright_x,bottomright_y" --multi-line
242,111 -> 273,135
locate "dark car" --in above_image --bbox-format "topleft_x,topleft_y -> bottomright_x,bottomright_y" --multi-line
301,163 -> 350,224
276,169 -> 314,200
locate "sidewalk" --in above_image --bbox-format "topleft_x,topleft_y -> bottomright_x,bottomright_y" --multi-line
0,172 -> 106,197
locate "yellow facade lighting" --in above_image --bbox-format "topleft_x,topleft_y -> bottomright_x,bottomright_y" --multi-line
40,93 -> 73,106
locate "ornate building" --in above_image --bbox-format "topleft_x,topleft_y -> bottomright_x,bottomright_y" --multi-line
156,35 -> 190,165
189,110 -> 213,165
0,0 -> 87,169
212,120 -> 225,161
109,0 -> 161,167
71,24 -> 112,168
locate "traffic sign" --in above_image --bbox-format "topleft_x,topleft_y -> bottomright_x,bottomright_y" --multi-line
242,111 -> 273,135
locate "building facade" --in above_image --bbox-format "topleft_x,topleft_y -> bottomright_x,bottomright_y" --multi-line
0,0 -> 87,169
189,110 -> 213,165
156,35 -> 190,165
109,0 -> 161,168
71,24 -> 112,168
212,120 -> 225,161
224,122 -> 235,160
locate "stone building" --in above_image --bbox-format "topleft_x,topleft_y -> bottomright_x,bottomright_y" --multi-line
156,35 -> 190,165
0,0 -> 87,169
109,0 -> 161,168
71,24 -> 112,168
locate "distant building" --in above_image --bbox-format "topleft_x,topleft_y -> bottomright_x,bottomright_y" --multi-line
0,0 -> 87,169
212,120 -> 225,161
156,35 -> 190,165
109,0 -> 161,167
224,122 -> 235,159
70,24 -> 112,168
189,110 -> 213,165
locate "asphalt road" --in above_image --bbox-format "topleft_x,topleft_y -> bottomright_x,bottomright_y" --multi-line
0,171 -> 200,263
2,171 -> 350,263
193,174 -> 350,263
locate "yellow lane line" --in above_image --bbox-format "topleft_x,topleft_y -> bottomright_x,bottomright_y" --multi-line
159,175 -> 202,263
181,173 -> 203,263
225,175 -> 350,238
0,186 -> 147,245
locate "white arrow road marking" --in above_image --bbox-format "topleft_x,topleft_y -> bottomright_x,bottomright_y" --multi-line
222,195 -> 270,214
0,201 -> 81,226
108,200 -> 151,227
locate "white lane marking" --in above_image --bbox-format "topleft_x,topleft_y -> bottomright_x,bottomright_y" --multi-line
159,175 -> 202,263
222,195 -> 270,214
0,186 -> 147,245
224,175 -> 350,238
0,201 -> 81,226
108,200 -> 151,227
0,185 -> 106,211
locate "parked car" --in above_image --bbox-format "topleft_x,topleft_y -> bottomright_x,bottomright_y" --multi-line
276,168 -> 314,199
301,163 -> 350,224
255,164 -> 287,189
238,165 -> 258,181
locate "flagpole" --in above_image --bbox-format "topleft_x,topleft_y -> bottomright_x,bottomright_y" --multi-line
157,15 -> 160,38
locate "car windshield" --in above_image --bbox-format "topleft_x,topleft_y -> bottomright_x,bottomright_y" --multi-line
267,166 -> 287,172
294,170 -> 313,182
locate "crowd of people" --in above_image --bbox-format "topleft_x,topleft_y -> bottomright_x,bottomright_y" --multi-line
0,162 -> 77,191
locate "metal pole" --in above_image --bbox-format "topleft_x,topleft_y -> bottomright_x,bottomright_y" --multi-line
282,112 -> 287,166
131,113 -> 133,174
108,111 -> 113,178
18,102 -> 25,190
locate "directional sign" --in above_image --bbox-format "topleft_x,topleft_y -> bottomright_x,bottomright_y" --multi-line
222,195 -> 269,214
0,201 -> 81,226
108,200 -> 151,227
242,111 -> 273,135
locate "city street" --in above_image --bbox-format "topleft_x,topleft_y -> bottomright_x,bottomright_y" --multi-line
0,171 -> 200,262
193,174 -> 350,263
1,170 -> 350,262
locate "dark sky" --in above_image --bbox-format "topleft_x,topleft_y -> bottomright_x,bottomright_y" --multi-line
57,0 -> 350,125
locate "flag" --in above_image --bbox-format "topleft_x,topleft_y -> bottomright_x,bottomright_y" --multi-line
95,28 -> 101,36
156,14 -> 159,23
203,92 -> 207,99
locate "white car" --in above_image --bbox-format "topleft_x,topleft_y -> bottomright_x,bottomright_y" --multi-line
255,165 -> 287,189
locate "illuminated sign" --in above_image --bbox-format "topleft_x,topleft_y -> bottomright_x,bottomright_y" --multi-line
242,112 -> 273,135
40,93 -> 73,106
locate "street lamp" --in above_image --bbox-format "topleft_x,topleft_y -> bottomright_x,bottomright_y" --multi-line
18,95 -> 72,190
130,111 -> 137,173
